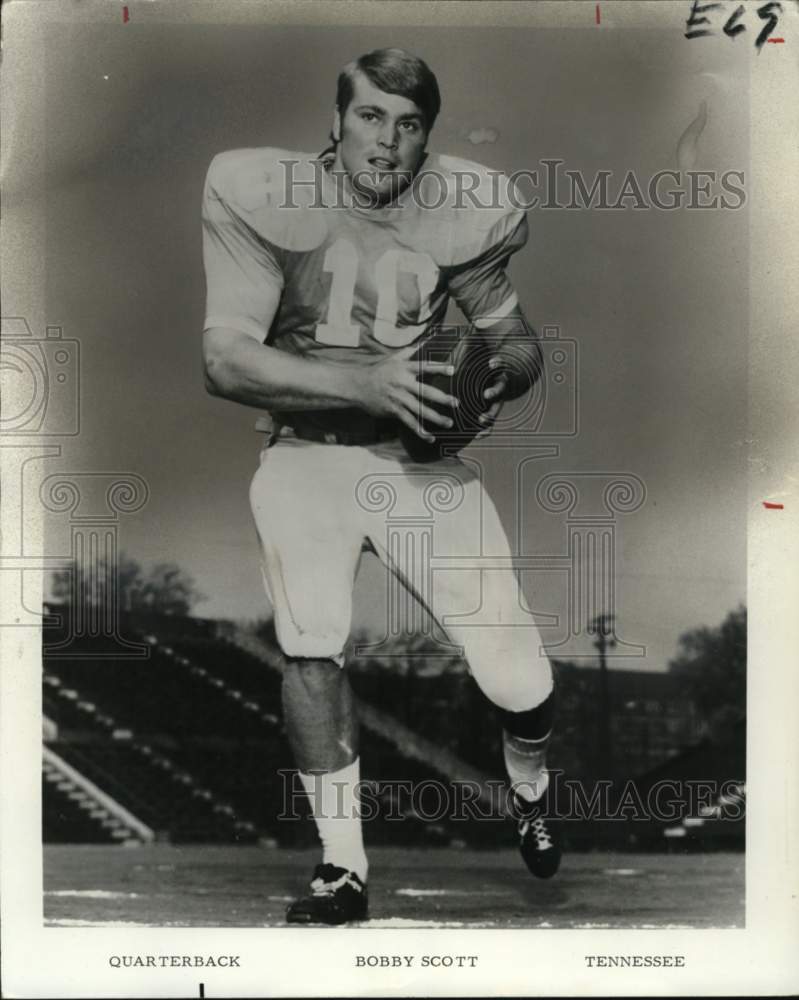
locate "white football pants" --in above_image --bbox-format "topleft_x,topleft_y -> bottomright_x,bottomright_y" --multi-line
249,432 -> 552,711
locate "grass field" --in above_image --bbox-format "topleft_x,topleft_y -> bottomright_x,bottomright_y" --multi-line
44,845 -> 744,929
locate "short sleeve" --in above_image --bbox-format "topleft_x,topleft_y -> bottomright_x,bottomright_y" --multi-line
202,154 -> 284,343
446,213 -> 528,328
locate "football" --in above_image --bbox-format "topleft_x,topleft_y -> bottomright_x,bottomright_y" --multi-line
398,327 -> 496,462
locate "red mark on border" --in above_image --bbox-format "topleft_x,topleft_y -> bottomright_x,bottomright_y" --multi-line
123,5 -> 129,22
763,501 -> 784,509
596,3 -> 601,24
767,37 -> 785,43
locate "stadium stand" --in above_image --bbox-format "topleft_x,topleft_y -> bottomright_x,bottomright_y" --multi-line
634,721 -> 746,851
43,746 -> 153,844
42,609 -> 742,851
43,772 -> 118,845
43,610 -> 503,846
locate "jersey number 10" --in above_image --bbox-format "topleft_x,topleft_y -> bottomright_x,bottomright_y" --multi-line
315,237 -> 439,348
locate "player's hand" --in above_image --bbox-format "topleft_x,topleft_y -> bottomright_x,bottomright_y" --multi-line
474,357 -> 509,438
358,344 -> 459,442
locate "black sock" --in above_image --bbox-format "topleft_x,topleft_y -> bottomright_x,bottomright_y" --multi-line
499,691 -> 555,742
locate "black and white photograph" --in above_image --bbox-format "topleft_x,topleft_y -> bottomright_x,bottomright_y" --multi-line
1,1 -> 797,996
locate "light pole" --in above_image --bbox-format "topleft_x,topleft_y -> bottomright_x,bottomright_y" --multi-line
590,613 -> 616,777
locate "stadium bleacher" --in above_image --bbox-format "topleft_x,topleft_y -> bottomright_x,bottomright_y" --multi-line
42,773 -> 118,844
42,610 -> 743,851
42,612 -> 497,847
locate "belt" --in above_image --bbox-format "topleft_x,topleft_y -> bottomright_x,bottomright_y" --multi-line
285,418 -> 399,446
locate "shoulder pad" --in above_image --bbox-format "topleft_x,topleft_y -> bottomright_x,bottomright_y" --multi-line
413,154 -> 527,266
205,147 -> 327,251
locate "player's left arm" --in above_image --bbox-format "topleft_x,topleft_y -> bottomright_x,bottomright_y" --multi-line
471,301 -> 543,433
448,212 -> 543,433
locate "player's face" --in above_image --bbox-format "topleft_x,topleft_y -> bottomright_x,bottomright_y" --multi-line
333,72 -> 429,206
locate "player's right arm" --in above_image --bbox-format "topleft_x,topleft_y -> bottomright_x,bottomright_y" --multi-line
201,151 -> 455,439
204,330 -> 454,442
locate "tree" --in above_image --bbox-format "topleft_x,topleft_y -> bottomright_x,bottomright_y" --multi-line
667,605 -> 746,745
139,562 -> 203,616
50,553 -> 204,616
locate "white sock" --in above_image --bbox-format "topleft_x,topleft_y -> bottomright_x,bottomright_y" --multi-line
298,758 -> 368,882
503,730 -> 550,803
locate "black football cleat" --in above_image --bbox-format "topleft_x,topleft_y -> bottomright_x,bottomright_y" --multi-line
513,791 -> 562,880
286,863 -> 368,925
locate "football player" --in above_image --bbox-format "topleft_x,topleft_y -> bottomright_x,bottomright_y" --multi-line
202,48 -> 559,925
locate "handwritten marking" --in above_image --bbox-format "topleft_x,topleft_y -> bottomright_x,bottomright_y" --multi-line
199,985 -> 205,999
123,5 -> 129,22
763,501 -> 784,509
596,3 -> 600,24
767,37 -> 785,42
